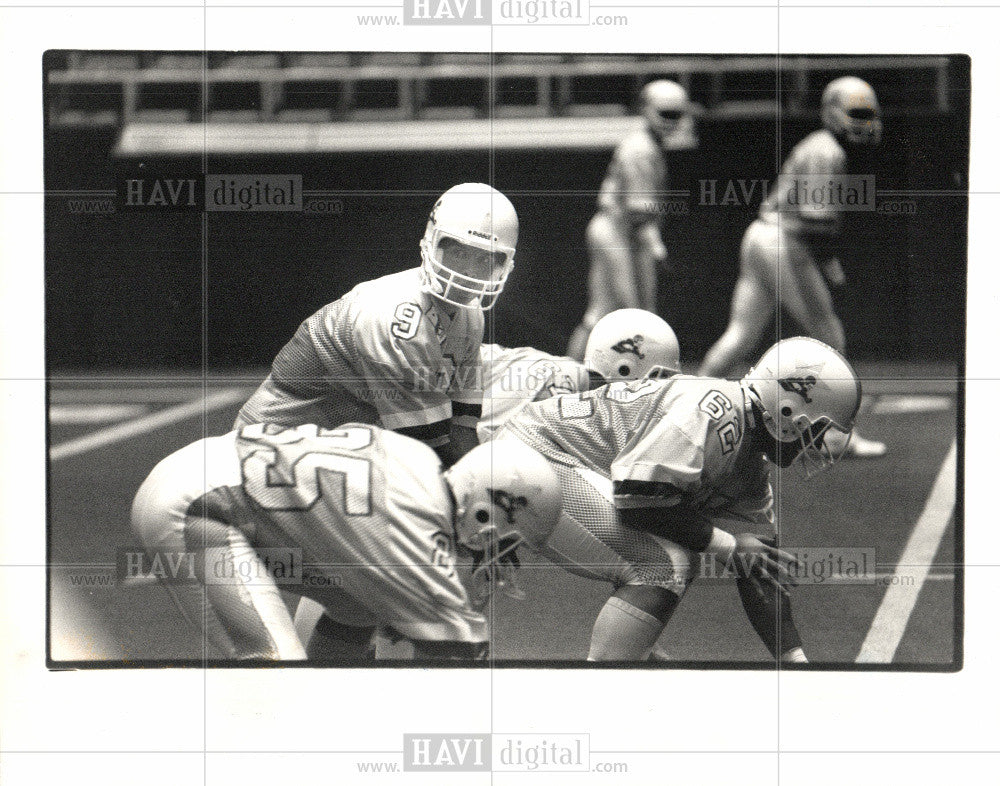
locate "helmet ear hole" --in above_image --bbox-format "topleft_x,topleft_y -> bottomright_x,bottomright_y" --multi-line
781,405 -> 793,416
618,364 -> 631,377
474,508 -> 491,524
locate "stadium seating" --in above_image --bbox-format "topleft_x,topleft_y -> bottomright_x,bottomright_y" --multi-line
48,53 -> 954,130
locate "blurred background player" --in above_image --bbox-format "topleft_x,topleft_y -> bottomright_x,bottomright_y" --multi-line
698,76 -> 887,458
478,308 -> 680,442
131,424 -> 560,660
499,336 -> 861,661
566,80 -> 696,360
236,182 -> 518,467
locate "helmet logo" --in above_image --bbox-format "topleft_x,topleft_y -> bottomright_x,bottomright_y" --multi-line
778,376 -> 817,403
611,335 -> 645,359
488,488 -> 528,525
468,229 -> 493,241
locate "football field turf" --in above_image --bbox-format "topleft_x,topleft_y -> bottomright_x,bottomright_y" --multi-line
48,365 -> 959,668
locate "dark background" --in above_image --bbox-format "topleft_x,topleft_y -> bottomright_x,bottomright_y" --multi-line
46,62 -> 969,371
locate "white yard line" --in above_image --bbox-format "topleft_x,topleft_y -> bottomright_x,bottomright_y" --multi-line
870,395 -> 953,416
855,440 -> 958,663
49,403 -> 149,424
49,388 -> 246,461
50,384 -> 257,404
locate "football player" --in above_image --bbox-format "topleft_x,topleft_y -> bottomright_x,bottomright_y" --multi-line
236,182 -> 518,657
566,80 -> 696,360
498,336 -> 860,661
478,308 -> 681,442
698,76 -> 886,458
236,182 -> 519,467
297,308 -> 680,658
130,424 -> 560,660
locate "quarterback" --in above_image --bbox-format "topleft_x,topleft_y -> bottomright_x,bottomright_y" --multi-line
699,76 -> 886,457
236,182 -> 519,467
131,424 -> 560,660
500,336 -> 861,660
567,80 -> 696,360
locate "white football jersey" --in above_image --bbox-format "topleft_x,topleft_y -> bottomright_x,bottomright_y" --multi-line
758,129 -> 849,238
134,423 -> 488,643
501,376 -> 774,531
237,268 -> 484,433
476,343 -> 589,442
596,129 -> 669,227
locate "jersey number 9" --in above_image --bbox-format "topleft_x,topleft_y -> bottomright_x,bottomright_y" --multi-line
391,302 -> 422,340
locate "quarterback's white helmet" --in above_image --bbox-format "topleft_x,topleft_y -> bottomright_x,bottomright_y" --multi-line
584,308 -> 681,381
640,79 -> 693,141
821,76 -> 882,147
420,183 -> 518,311
742,337 -> 862,477
443,440 -> 560,606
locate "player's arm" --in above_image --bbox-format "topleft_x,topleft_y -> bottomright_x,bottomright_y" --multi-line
434,422 -> 478,467
619,146 -> 669,265
610,416 -> 795,592
790,142 -> 847,240
354,303 -> 459,462
820,256 -> 847,287
440,327 -> 485,465
616,495 -> 798,595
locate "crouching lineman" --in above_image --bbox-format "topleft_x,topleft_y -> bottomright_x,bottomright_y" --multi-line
297,307 -> 681,657
131,424 -> 560,660
478,308 -> 682,442
498,336 -> 861,661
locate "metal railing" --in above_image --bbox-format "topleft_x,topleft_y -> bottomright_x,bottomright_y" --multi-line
47,53 -> 954,128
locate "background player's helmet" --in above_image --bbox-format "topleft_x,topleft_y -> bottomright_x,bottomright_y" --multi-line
821,76 -> 882,146
742,337 -> 862,477
420,183 -> 518,311
584,308 -> 681,381
640,80 -> 693,142
444,440 -> 560,605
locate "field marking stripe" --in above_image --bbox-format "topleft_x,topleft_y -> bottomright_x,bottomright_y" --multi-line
870,395 -> 953,416
50,387 -> 205,404
856,440 -> 957,663
50,385 -> 258,404
49,403 -> 150,424
49,388 -> 245,461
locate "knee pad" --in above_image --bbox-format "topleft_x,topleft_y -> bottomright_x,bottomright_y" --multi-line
634,533 -> 695,593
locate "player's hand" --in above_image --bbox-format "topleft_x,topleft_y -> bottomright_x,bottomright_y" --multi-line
650,243 -> 670,272
821,257 -> 847,288
732,533 -> 801,597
